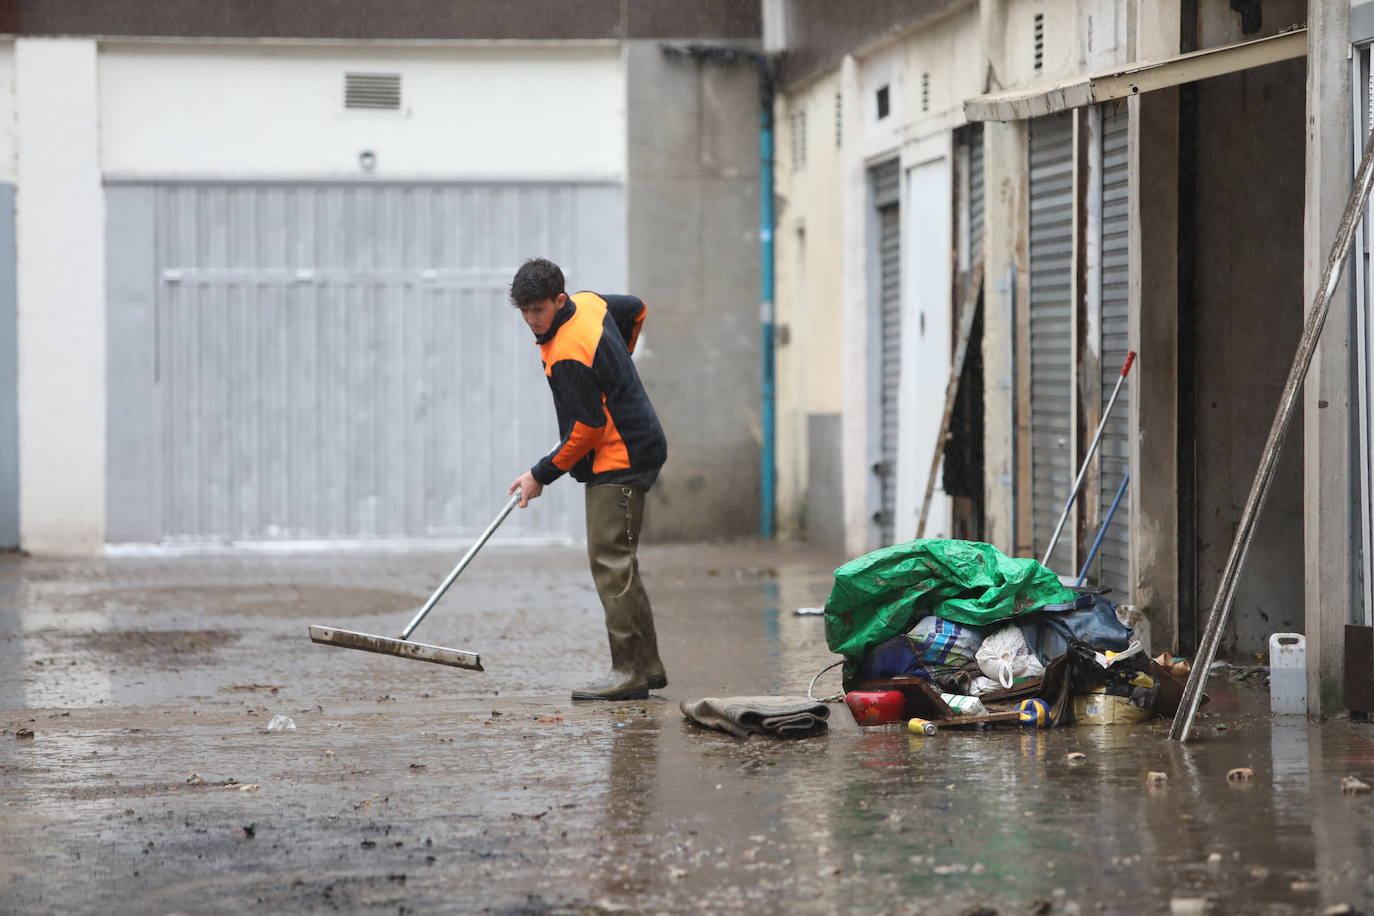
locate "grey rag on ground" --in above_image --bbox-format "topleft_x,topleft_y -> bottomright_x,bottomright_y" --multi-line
679,696 -> 830,739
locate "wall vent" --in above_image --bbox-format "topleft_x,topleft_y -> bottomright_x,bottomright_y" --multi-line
1033,14 -> 1045,71
791,106 -> 807,169
921,72 -> 930,113
835,91 -> 843,148
345,72 -> 402,110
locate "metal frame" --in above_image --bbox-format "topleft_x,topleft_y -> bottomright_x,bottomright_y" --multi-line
1353,42 -> 1374,630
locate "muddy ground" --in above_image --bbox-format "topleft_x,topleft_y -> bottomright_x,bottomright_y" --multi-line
2,541 -> 1373,915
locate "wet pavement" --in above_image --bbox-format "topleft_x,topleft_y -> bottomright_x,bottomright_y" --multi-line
2,541 -> 1374,915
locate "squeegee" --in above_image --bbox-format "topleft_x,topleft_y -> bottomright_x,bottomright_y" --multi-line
309,493 -> 521,671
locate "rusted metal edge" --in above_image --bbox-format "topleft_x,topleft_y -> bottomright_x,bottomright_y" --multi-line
308,625 -> 484,671
965,29 -> 1306,123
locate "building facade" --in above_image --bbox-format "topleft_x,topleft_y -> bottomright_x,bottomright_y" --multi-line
0,1 -> 764,553
767,0 -> 1369,713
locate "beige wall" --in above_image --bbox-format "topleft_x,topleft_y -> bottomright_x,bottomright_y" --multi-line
774,70 -> 845,538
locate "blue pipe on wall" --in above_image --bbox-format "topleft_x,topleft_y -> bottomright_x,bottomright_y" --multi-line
760,107 -> 776,539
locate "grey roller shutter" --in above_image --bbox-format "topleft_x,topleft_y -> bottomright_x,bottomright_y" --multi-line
1029,112 -> 1074,574
1097,104 -> 1131,598
872,159 -> 901,546
969,124 -> 984,261
108,182 -> 621,544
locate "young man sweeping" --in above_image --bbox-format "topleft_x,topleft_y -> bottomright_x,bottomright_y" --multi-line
506,258 -> 669,701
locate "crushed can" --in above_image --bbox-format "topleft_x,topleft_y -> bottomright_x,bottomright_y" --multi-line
907,717 -> 938,736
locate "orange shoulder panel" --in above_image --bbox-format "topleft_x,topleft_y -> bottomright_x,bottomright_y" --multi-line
539,293 -> 607,374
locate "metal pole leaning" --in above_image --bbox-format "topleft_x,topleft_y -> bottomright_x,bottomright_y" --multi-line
1171,131 -> 1374,742
399,493 -> 521,640
1041,350 -> 1136,568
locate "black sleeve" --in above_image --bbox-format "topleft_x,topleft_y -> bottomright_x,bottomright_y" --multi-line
601,294 -> 646,352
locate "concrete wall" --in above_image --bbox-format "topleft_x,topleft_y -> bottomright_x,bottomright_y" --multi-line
1186,59 -> 1308,655
624,41 -> 761,541
0,39 -> 13,548
16,38 -> 106,555
0,185 -> 14,550
98,43 -> 626,180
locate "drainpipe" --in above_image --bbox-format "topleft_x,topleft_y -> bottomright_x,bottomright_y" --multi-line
659,43 -> 778,538
758,67 -> 777,539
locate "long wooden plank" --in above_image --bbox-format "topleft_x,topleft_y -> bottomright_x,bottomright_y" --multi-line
916,254 -> 985,538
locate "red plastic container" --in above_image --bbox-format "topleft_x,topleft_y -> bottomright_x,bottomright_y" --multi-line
844,690 -> 906,726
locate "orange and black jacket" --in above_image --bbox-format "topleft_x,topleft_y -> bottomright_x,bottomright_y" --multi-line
530,291 -> 667,489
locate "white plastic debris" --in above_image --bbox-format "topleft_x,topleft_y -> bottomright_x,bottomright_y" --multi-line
266,715 -> 296,731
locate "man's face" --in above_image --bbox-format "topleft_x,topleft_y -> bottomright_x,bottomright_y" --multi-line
518,293 -> 565,336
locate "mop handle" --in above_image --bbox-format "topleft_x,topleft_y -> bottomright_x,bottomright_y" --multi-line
1040,350 -> 1136,568
1076,473 -> 1129,586
399,493 -> 521,640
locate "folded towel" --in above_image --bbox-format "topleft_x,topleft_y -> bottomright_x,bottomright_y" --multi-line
680,695 -> 830,739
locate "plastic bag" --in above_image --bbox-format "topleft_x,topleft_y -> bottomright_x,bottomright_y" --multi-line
910,616 -> 986,672
975,625 -> 1045,689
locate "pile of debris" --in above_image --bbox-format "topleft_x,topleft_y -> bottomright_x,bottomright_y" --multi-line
823,539 -> 1198,732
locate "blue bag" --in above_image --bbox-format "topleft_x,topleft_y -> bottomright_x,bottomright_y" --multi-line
1016,593 -> 1133,664
855,635 -> 931,682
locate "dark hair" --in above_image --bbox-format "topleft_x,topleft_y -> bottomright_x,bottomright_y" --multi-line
509,258 -> 565,307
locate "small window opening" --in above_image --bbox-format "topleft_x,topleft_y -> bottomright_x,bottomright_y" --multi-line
1033,13 -> 1045,72
876,85 -> 890,120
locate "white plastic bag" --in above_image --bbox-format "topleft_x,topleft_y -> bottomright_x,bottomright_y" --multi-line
975,625 -> 1045,689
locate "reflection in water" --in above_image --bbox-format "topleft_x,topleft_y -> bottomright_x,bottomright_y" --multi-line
594,710 -> 662,899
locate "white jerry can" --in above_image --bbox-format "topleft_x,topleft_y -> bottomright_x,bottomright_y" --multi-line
1268,632 -> 1307,716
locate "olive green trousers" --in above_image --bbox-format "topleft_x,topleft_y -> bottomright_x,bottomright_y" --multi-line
585,484 -> 664,683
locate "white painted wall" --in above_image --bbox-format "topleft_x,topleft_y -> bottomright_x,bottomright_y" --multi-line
99,42 -> 626,179
0,44 -> 18,183
16,38 -> 106,554
896,147 -> 953,541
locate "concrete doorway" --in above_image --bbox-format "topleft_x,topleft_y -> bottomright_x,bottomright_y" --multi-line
1178,57 -> 1306,655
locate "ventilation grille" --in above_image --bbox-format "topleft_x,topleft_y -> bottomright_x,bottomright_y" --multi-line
791,107 -> 807,169
921,72 -> 930,113
345,72 -> 402,110
1034,13 -> 1045,71
835,91 -> 843,148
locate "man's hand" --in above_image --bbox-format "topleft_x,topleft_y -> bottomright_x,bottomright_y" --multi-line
508,471 -> 544,508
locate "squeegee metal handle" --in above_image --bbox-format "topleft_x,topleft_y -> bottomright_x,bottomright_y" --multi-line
1041,350 -> 1136,568
399,493 -> 521,640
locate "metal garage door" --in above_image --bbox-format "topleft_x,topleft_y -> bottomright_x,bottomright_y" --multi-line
872,160 -> 901,547
1028,112 -> 1075,574
969,124 -> 985,263
1096,104 -> 1132,598
106,181 -> 624,544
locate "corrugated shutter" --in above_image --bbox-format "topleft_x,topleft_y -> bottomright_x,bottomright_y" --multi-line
1097,104 -> 1132,598
1028,112 -> 1075,574
140,182 -> 616,543
872,159 -> 901,546
969,124 -> 984,261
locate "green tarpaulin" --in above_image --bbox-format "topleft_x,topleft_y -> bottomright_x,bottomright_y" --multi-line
823,539 -> 1076,660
